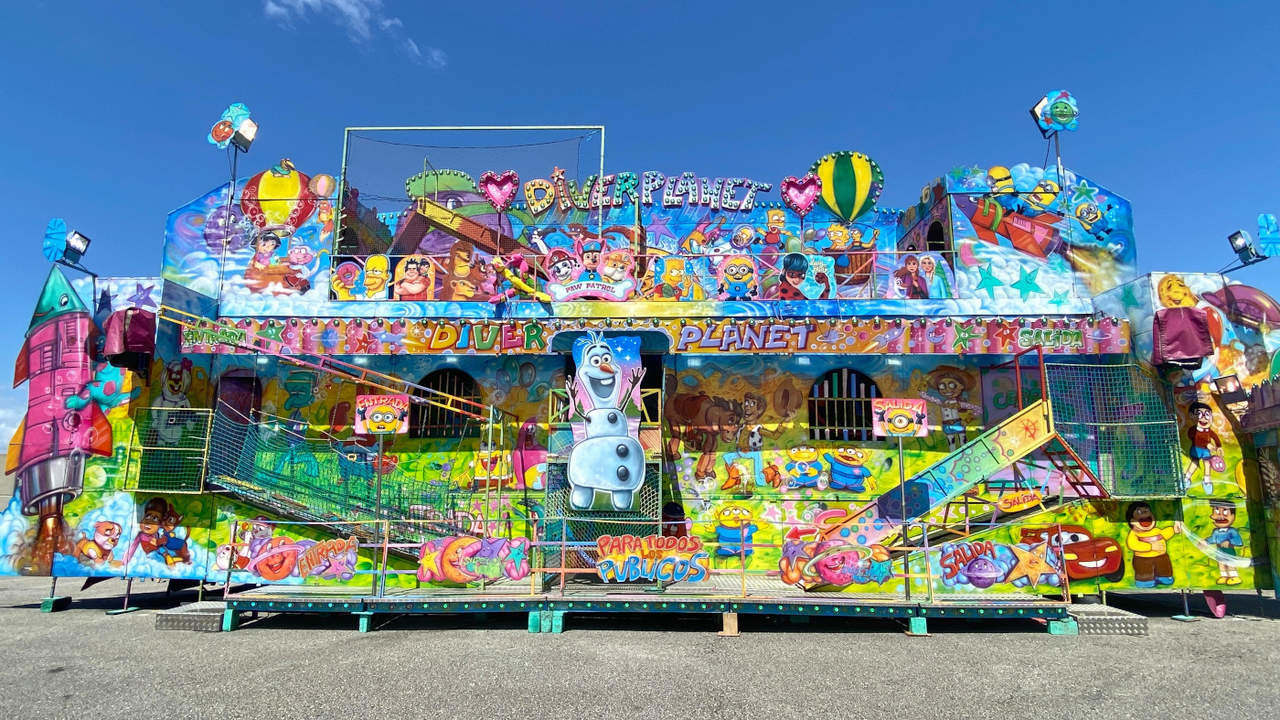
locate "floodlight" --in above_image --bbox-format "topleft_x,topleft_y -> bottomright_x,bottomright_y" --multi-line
231,118 -> 258,153
64,230 -> 91,264
1211,374 -> 1248,405
1228,229 -> 1262,265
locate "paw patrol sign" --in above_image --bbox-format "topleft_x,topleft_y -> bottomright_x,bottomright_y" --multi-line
871,398 -> 929,438
355,394 -> 410,435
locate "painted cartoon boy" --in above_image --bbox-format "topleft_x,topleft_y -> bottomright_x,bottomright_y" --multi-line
158,504 -> 191,566
1125,502 -> 1179,588
1183,401 -> 1222,494
1208,500 -> 1243,585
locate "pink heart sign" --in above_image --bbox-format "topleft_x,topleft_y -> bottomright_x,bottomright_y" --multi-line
781,173 -> 822,218
479,170 -> 519,212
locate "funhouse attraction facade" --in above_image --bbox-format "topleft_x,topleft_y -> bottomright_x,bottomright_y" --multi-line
9,101 -> 1280,633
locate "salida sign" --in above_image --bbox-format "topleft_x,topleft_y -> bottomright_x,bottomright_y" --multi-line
595,534 -> 710,583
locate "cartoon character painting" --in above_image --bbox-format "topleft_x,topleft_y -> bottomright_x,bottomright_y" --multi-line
756,208 -> 793,261
1125,502 -> 1177,588
924,366 -> 973,451
825,448 -> 873,492
564,333 -> 646,510
154,358 -> 195,446
392,255 -> 434,301
891,254 -> 929,299
713,504 -> 758,557
717,256 -> 758,301
1208,500 -> 1243,585
649,256 -> 688,301
1183,401 -> 1223,493
244,231 -> 311,294
74,521 -> 122,567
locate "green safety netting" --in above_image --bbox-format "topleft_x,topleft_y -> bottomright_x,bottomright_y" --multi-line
127,407 -> 214,493
205,405 -> 494,544
1045,363 -> 1185,497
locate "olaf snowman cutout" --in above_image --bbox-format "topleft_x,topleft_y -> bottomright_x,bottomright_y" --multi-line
565,332 -> 646,510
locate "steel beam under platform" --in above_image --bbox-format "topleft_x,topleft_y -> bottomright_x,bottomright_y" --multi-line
222,583 -> 1072,636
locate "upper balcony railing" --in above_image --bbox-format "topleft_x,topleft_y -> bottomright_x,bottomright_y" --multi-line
328,249 -> 961,304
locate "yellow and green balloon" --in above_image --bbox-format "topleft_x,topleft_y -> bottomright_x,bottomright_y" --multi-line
810,151 -> 884,222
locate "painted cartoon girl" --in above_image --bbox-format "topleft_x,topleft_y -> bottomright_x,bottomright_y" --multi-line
245,231 -> 310,293
249,232 -> 282,272
919,255 -> 951,298
892,254 -> 929,299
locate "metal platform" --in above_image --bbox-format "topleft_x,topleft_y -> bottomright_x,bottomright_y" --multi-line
155,600 -> 226,632
1067,603 -> 1149,636
222,578 -> 1076,635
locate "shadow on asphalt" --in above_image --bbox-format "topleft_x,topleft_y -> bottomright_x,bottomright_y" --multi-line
1101,590 -> 1276,619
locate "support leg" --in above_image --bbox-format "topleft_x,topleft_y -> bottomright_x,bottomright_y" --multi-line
717,611 -> 740,637
1173,589 -> 1200,622
41,577 -> 71,613
107,578 -> 140,615
906,616 -> 929,636
1047,617 -> 1079,636
355,611 -> 376,633
527,611 -> 542,633
221,607 -> 240,632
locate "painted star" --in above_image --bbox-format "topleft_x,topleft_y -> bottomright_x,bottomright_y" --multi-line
781,541 -> 811,563
1048,289 -> 1070,308
975,263 -> 1003,299
952,323 -> 981,353
644,214 -> 677,243
1005,543 -> 1054,588
1010,267 -> 1043,300
126,282 -> 157,309
1070,181 -> 1098,205
257,322 -> 285,343
1120,283 -> 1142,311
505,541 -> 527,567
475,537 -> 507,559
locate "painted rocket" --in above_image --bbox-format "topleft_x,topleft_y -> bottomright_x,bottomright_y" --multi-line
6,266 -> 112,573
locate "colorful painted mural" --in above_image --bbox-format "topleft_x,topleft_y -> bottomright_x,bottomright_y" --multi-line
6,131 -> 1275,619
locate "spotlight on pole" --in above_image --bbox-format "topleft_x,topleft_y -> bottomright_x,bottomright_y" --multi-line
231,117 -> 258,153
1227,230 -> 1262,268
63,230 -> 91,265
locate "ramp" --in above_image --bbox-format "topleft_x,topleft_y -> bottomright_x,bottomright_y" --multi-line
812,400 -> 1059,574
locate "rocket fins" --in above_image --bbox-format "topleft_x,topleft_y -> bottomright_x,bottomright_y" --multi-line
12,337 -> 28,388
5,418 -> 24,474
87,403 -> 114,457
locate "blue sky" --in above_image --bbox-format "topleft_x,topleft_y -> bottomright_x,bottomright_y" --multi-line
1,0 -> 1278,436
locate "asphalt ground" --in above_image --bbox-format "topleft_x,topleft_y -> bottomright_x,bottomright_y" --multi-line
0,576 -> 1274,719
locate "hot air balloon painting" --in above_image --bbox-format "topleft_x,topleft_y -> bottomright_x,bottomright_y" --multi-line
811,151 -> 885,223
240,158 -> 317,236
